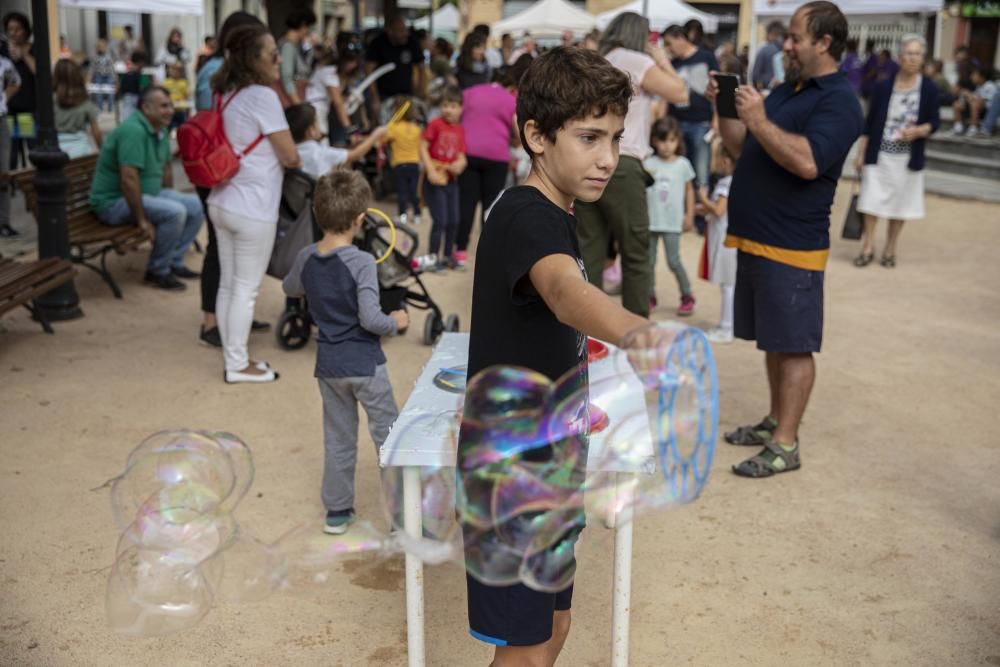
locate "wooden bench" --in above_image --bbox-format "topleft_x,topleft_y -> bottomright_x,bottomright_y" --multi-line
9,154 -> 148,298
0,256 -> 77,333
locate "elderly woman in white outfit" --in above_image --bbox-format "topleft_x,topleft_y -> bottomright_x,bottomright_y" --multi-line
207,25 -> 302,383
853,35 -> 939,268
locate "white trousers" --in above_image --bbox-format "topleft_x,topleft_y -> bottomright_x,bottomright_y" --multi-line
209,205 -> 276,372
720,283 -> 736,332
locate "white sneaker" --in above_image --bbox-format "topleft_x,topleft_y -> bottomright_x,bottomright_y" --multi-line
225,367 -> 279,384
398,213 -> 408,225
706,327 -> 734,344
966,125 -> 980,136
412,214 -> 422,226
951,122 -> 965,135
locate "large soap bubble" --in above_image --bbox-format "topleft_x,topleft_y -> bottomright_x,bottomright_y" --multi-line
104,322 -> 718,635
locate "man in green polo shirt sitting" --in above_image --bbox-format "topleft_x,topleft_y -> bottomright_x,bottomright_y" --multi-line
90,86 -> 203,290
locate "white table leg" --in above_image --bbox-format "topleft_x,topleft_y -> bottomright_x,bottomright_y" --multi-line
611,472 -> 635,667
403,466 -> 425,667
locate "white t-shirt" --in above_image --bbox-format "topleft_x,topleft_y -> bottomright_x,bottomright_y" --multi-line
306,65 -> 339,107
605,48 -> 656,161
207,85 -> 289,223
298,140 -> 349,179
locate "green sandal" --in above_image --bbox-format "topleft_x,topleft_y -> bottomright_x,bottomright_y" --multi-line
732,440 -> 801,478
724,416 -> 777,446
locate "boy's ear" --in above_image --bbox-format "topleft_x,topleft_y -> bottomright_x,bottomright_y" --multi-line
522,119 -> 547,157
353,211 -> 366,226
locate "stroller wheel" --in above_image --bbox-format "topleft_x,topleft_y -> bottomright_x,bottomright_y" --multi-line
423,311 -> 444,345
445,314 -> 460,332
276,310 -> 312,350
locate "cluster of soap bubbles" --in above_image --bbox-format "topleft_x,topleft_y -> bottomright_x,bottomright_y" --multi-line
380,322 -> 719,593
105,322 -> 717,636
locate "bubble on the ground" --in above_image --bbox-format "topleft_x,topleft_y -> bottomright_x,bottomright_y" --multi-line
104,325 -> 717,632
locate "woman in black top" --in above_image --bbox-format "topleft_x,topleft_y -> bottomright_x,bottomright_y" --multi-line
454,33 -> 490,90
3,11 -> 35,170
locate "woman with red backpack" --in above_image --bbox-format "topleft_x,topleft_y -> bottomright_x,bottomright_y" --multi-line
206,24 -> 301,384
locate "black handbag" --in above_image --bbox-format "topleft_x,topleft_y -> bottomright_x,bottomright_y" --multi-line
841,181 -> 863,241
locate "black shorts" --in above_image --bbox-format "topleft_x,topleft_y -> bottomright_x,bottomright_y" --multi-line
734,251 -> 824,353
466,575 -> 574,647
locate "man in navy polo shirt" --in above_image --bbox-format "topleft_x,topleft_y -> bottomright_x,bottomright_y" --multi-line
707,1 -> 863,478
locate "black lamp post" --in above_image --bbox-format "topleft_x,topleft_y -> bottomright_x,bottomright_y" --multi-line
28,0 -> 83,321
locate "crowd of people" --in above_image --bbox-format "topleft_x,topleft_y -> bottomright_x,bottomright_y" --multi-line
0,2 -> 993,663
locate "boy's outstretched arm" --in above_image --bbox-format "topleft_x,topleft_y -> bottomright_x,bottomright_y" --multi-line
528,253 -> 648,346
345,126 -> 388,164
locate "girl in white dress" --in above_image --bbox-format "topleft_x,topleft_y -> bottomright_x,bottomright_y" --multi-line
697,142 -> 736,343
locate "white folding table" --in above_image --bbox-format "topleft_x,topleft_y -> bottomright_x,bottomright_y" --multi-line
380,333 -> 655,667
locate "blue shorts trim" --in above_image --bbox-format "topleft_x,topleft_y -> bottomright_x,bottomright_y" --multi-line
470,629 -> 508,646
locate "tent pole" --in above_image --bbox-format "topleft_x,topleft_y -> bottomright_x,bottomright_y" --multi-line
642,0 -> 648,19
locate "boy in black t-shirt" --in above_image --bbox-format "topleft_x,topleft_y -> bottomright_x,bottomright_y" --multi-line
459,47 -> 655,666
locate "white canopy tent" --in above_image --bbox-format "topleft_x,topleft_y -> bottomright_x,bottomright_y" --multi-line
414,4 -> 461,32
492,0 -> 597,38
597,0 -> 719,33
59,0 -> 203,15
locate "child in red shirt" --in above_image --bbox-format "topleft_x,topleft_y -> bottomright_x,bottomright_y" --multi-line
420,86 -> 467,270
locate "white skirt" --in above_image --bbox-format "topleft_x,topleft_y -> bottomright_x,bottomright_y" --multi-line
857,151 -> 925,220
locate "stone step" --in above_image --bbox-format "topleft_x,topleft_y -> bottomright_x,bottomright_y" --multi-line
927,132 -> 1000,161
925,149 -> 1000,181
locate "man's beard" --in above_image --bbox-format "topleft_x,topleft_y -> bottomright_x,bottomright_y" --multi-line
784,55 -> 803,87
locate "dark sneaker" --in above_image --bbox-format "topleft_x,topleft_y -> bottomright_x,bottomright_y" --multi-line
0,224 -> 21,239
251,320 -> 271,332
144,271 -> 187,291
172,265 -> 201,279
199,326 -> 222,347
324,509 -> 356,535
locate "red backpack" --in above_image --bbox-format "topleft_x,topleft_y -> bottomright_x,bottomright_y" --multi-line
178,91 -> 264,188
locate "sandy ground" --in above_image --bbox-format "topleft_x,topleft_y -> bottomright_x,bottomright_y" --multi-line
1,180 -> 999,667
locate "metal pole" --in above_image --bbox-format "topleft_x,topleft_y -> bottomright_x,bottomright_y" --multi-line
611,472 -> 635,667
642,0 -> 649,19
29,0 -> 83,321
403,467 -> 426,667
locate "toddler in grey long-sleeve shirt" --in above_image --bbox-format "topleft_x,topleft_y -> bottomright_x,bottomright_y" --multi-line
281,169 -> 409,534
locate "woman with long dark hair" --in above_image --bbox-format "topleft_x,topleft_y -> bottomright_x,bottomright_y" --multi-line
156,27 -> 190,68
454,32 -> 490,90
207,24 -> 302,383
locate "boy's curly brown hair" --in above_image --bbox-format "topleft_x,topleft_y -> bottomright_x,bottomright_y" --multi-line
313,169 -> 372,235
516,47 -> 633,159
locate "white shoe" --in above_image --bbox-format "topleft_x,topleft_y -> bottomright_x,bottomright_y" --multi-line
706,327 -> 734,344
951,122 -> 965,135
966,125 -> 980,136
225,367 -> 279,384
398,213 -> 408,225
412,214 -> 422,226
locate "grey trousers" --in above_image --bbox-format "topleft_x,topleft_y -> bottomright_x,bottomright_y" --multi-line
649,231 -> 691,297
318,364 -> 399,512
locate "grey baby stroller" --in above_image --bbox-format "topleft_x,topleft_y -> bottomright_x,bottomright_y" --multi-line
268,170 -> 459,349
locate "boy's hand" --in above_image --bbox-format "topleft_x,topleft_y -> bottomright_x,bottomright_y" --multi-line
427,168 -> 448,186
621,323 -> 678,388
391,309 -> 409,333
698,185 -> 709,203
683,216 -> 694,232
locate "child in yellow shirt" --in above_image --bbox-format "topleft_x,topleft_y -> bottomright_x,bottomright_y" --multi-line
163,63 -> 190,129
384,99 -> 423,225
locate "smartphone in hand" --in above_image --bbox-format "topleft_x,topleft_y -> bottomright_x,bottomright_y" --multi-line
715,73 -> 740,119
